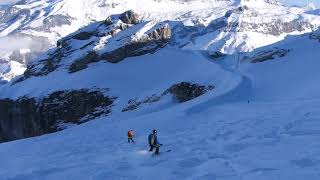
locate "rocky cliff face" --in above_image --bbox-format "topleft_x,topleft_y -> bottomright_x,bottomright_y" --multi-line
0,89 -> 115,143
16,10 -> 172,81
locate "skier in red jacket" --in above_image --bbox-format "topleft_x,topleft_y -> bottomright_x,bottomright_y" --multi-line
127,130 -> 135,143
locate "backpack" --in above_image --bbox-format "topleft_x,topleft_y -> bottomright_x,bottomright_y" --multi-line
148,134 -> 155,145
128,130 -> 134,137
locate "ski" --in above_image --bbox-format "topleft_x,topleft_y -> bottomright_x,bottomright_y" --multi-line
151,149 -> 171,156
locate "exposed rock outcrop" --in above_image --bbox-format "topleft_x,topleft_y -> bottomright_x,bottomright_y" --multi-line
70,23 -> 171,71
210,51 -> 227,59
122,82 -> 215,112
229,20 -> 314,36
122,94 -> 161,112
69,51 -> 99,73
0,89 -> 115,143
72,31 -> 96,40
29,14 -> 75,32
243,48 -> 289,63
310,32 -> 320,42
99,25 -> 171,63
15,10 -> 171,81
119,10 -> 140,24
167,82 -> 215,102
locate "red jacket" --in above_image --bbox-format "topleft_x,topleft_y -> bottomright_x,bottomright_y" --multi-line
128,130 -> 134,138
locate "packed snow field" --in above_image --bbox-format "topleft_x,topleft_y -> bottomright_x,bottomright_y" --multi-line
0,31 -> 320,180
2,96 -> 320,180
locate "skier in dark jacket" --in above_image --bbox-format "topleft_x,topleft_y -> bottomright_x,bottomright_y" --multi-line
148,129 -> 162,154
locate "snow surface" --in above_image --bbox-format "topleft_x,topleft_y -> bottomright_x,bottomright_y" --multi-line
0,30 -> 320,179
0,60 -> 26,82
1,0 -> 320,81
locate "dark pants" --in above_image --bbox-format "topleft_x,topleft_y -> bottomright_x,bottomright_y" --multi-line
149,144 -> 160,154
128,137 -> 134,143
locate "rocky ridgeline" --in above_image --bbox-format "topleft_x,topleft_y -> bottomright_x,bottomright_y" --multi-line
175,5 -> 316,50
0,89 -> 115,143
16,10 -> 171,82
223,5 -> 314,36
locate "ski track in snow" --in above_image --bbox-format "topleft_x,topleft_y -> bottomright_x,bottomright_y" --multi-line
1,99 -> 320,180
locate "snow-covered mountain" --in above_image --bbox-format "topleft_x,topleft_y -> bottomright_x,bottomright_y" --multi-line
0,1 -> 320,179
0,0 -> 319,81
0,0 -> 319,144
1,20 -> 320,180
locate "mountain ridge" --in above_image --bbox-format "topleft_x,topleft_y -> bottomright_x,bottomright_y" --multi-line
0,0 -> 318,93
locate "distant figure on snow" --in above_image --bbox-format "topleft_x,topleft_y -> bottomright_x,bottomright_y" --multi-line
148,129 -> 162,155
127,130 -> 135,143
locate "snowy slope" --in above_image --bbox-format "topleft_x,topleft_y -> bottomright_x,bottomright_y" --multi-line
0,60 -> 26,82
0,1 -> 320,179
0,0 -> 319,141
0,30 -> 320,179
0,0 -> 320,81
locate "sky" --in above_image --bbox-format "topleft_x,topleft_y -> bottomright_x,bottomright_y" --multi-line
0,0 -> 319,7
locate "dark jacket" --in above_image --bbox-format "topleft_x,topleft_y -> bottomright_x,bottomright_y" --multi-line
148,133 -> 159,146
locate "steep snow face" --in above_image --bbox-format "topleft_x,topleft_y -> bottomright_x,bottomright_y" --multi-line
0,0 -> 319,82
1,29 -> 320,179
0,60 -> 26,82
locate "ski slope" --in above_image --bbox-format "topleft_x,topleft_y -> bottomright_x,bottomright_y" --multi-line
1,31 -> 320,179
2,97 -> 320,180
